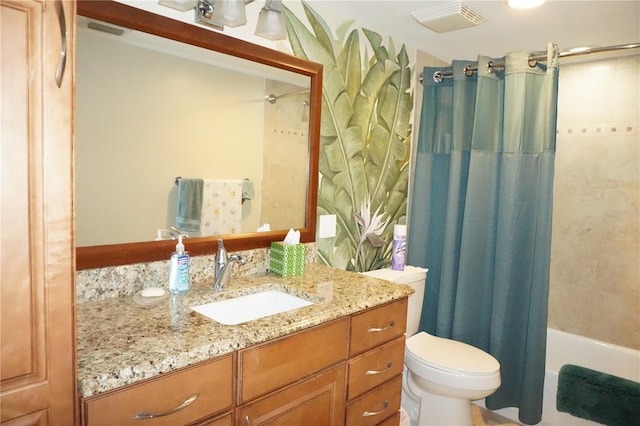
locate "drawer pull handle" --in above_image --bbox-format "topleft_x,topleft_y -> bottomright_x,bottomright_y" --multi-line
362,400 -> 390,417
368,320 -> 395,333
133,393 -> 199,419
244,415 -> 250,426
365,361 -> 393,375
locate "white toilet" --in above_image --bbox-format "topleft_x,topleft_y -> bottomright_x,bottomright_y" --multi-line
362,266 -> 501,426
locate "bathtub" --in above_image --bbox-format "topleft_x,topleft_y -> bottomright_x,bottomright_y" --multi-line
478,328 -> 640,425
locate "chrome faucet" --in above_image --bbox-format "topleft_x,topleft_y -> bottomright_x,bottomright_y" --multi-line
213,239 -> 246,291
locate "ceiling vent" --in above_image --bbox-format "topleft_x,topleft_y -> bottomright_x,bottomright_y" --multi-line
411,1 -> 485,33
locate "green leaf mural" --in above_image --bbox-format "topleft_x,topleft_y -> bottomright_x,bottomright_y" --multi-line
284,2 -> 412,272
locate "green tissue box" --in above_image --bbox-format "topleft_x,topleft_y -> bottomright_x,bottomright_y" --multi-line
270,242 -> 306,276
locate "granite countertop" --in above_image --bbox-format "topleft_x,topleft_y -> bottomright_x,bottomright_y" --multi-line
76,263 -> 413,398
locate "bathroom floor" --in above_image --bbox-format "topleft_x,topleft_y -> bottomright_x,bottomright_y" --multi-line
472,405 -> 522,426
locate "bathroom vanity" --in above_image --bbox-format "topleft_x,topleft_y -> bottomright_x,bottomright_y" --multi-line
77,264 -> 412,425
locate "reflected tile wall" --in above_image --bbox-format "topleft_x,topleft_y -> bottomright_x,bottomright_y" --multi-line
549,55 -> 639,350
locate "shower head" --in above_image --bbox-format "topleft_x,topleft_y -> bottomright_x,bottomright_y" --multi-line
265,89 -> 310,104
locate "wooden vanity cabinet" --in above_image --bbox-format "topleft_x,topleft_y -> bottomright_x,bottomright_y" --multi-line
346,298 -> 408,426
82,355 -> 233,426
79,298 -> 409,426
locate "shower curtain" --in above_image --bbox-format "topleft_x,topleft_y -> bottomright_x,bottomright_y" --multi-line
407,44 -> 559,424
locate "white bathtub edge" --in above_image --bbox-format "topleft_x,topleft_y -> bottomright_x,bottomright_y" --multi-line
478,328 -> 639,425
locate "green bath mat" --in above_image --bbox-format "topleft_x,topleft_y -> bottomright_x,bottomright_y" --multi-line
557,364 -> 640,426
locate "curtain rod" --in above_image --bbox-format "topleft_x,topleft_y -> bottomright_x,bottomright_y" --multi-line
420,42 -> 640,84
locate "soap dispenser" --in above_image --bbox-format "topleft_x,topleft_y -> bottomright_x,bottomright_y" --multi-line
169,235 -> 190,294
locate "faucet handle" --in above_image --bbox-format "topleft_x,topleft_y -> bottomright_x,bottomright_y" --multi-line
229,254 -> 246,264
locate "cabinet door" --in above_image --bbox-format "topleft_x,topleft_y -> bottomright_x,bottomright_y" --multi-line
0,0 -> 75,424
237,365 -> 345,426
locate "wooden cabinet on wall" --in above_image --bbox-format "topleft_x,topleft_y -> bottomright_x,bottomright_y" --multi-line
0,0 -> 76,424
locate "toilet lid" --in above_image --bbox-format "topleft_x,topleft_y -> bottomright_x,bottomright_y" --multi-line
406,332 -> 500,375
361,265 -> 427,284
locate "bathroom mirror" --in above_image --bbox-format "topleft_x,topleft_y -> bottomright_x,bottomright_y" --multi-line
75,0 -> 321,269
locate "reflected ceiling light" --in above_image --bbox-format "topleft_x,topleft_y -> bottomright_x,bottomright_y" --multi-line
160,0 -> 286,40
507,0 -> 545,9
159,0 -> 198,11
255,0 -> 287,40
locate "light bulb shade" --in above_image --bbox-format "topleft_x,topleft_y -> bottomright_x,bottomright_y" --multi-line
255,8 -> 287,40
212,0 -> 247,27
159,0 -> 198,11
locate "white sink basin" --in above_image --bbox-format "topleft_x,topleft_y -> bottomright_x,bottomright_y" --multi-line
191,290 -> 313,325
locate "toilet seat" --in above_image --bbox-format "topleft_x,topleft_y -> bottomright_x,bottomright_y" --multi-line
406,332 -> 500,376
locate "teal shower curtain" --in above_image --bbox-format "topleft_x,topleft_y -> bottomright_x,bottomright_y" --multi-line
407,44 -> 559,424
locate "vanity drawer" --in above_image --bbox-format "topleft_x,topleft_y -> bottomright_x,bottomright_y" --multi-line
349,298 -> 407,356
345,375 -> 402,426
347,336 -> 405,400
83,355 -> 233,426
238,317 -> 349,403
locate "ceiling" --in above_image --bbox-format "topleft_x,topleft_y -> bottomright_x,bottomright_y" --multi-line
310,0 -> 640,63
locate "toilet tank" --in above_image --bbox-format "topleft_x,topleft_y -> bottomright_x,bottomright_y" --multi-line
361,266 -> 428,336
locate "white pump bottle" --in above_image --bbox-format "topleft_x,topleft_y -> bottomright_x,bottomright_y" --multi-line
169,235 -> 190,294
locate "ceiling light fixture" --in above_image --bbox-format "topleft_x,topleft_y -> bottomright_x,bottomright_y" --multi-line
507,0 -> 546,9
207,0 -> 247,27
159,0 -> 198,12
159,0 -> 287,40
255,0 -> 286,40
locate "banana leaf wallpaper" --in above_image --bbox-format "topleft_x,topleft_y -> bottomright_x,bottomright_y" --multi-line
284,2 -> 413,272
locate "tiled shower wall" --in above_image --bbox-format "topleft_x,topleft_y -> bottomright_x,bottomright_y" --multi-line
549,55 -> 639,350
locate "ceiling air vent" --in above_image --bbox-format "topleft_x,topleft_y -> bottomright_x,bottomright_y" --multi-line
411,1 -> 485,33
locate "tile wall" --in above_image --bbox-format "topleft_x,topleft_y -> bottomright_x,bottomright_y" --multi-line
549,54 -> 639,349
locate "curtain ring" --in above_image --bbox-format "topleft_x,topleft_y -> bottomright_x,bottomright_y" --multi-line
486,61 -> 494,74
528,58 -> 538,68
433,71 -> 444,83
464,65 -> 474,77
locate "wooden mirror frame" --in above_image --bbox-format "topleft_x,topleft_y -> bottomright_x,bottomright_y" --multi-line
76,0 -> 321,270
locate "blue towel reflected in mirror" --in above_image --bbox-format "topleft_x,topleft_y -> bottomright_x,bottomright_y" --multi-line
176,178 -> 204,232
